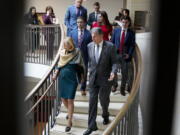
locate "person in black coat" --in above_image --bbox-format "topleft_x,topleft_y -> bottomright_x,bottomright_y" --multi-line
24,7 -> 39,25
87,2 -> 101,29
24,7 -> 39,53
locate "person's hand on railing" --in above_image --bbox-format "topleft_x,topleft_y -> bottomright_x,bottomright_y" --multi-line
52,69 -> 59,81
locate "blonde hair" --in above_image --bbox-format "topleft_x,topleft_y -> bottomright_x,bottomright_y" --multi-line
63,37 -> 75,52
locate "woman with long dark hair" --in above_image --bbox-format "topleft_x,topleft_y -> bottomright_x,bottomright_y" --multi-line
24,6 -> 39,25
42,6 -> 56,60
24,7 -> 39,53
92,11 -> 112,41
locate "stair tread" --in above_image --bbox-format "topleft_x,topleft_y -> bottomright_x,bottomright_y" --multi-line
62,101 -> 124,110
50,125 -> 103,135
56,112 -> 115,130
57,112 -> 115,122
75,91 -> 128,102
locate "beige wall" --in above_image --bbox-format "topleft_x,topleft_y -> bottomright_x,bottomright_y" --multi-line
24,0 -> 124,24
126,0 -> 151,27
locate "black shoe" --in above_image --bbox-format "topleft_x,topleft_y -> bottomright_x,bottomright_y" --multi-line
65,126 -> 71,132
120,87 -> 126,96
103,118 -> 110,125
111,86 -> 117,93
83,127 -> 98,135
65,121 -> 72,132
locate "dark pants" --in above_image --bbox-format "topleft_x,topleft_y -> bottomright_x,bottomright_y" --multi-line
80,54 -> 88,91
45,33 -> 55,60
25,28 -> 40,53
120,60 -> 133,93
112,56 -> 134,93
80,66 -> 87,91
88,85 -> 111,130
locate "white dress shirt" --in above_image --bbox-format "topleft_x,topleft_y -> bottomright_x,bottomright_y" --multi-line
95,40 -> 103,62
120,28 -> 127,40
78,28 -> 84,37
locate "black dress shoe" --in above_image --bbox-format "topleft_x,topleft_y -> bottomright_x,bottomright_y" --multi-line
120,90 -> 126,96
111,86 -> 117,92
103,118 -> 110,125
120,87 -> 126,96
65,126 -> 71,132
65,121 -> 72,132
83,127 -> 98,135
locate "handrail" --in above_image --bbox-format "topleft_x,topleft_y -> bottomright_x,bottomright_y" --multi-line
24,24 -> 61,65
102,45 -> 142,135
24,23 -> 66,135
25,23 -> 65,102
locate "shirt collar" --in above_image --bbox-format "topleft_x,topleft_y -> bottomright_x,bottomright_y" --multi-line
122,28 -> 128,31
96,40 -> 103,48
78,28 -> 84,32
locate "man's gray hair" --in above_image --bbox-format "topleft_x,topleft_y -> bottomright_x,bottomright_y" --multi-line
91,27 -> 103,35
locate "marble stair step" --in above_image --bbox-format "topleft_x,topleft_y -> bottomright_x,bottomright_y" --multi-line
56,112 -> 114,130
61,101 -> 124,116
74,91 -> 128,103
50,125 -> 103,135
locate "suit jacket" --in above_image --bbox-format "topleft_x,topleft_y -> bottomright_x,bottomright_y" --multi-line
70,28 -> 92,66
88,41 -> 117,87
111,28 -> 135,61
87,12 -> 98,27
64,5 -> 87,36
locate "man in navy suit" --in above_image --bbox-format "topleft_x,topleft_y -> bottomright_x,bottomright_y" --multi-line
87,2 -> 101,29
64,0 -> 87,36
111,16 -> 136,96
69,16 -> 92,96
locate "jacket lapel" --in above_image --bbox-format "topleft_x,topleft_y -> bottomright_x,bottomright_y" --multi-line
81,29 -> 87,45
124,29 -> 130,44
117,29 -> 121,48
74,29 -> 78,47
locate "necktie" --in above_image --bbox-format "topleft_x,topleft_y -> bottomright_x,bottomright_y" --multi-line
95,45 -> 100,63
78,30 -> 83,47
76,7 -> 81,17
119,30 -> 125,54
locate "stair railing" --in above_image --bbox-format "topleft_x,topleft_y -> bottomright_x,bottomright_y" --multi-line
102,45 -> 142,135
24,23 -> 66,135
24,24 -> 61,65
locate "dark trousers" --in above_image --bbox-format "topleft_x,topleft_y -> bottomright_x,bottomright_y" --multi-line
45,33 -> 55,60
88,85 -> 111,129
80,67 -> 87,91
80,55 -> 88,91
120,60 -> 133,93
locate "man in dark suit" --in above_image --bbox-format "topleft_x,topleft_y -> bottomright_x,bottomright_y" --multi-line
87,2 -> 101,29
83,27 -> 118,135
111,16 -> 136,96
69,16 -> 92,96
64,0 -> 87,36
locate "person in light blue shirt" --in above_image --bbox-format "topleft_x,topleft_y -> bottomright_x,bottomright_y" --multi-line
64,0 -> 87,36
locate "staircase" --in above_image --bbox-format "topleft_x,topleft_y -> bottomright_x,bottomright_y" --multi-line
50,72 -> 128,135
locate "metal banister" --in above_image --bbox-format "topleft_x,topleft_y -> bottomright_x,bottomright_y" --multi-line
25,23 -> 65,102
102,45 -> 142,135
24,23 -> 66,135
24,24 -> 61,65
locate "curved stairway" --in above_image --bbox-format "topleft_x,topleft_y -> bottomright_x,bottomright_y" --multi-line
50,72 -> 128,135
